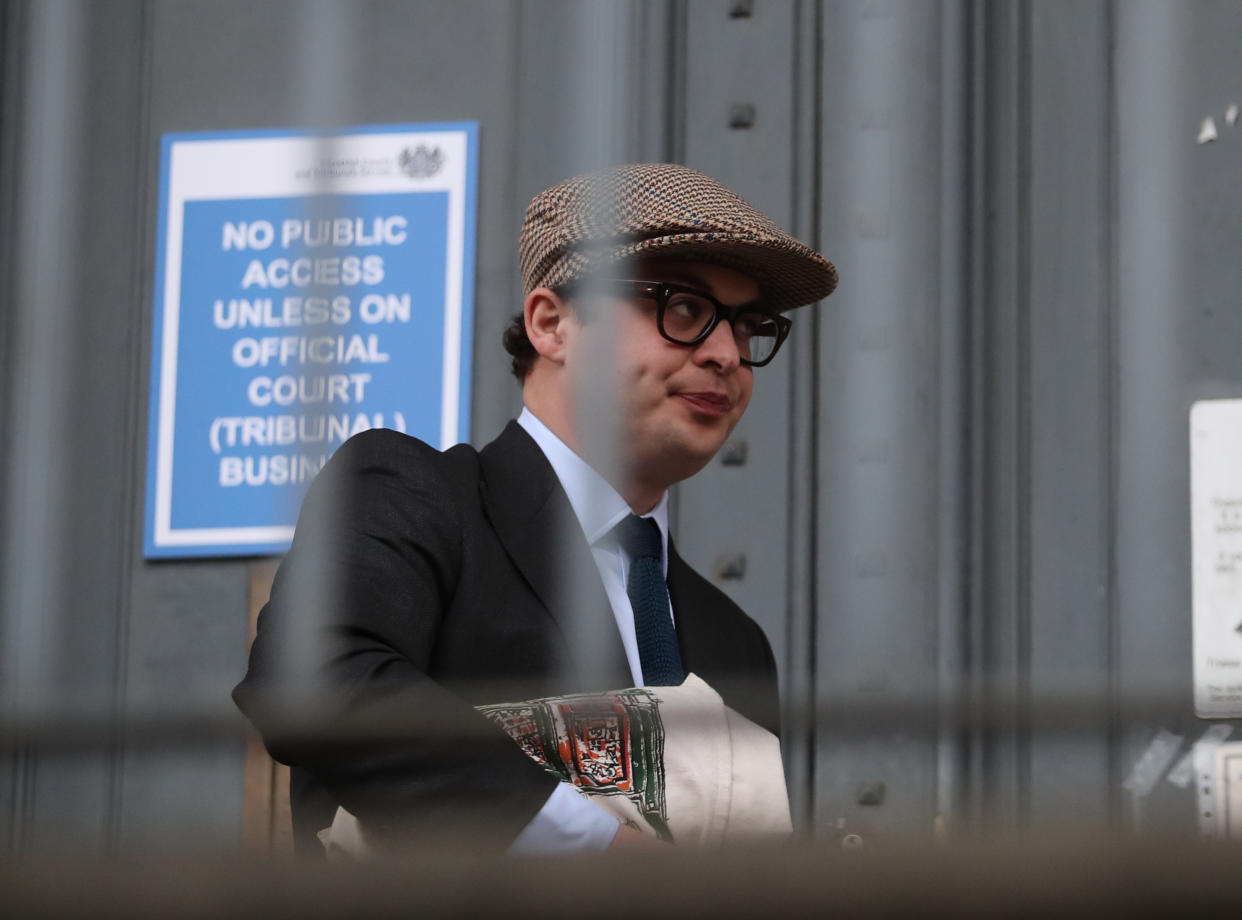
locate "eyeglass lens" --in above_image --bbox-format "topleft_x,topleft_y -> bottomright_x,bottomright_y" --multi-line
661,290 -> 782,364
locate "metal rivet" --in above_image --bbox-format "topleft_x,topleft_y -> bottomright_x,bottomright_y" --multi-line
729,0 -> 754,18
728,103 -> 756,129
856,782 -> 886,806
713,553 -> 747,580
841,834 -> 864,850
720,439 -> 748,466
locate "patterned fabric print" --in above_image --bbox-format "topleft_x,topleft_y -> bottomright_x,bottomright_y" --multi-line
478,688 -> 672,841
482,706 -> 549,767
518,163 -> 838,311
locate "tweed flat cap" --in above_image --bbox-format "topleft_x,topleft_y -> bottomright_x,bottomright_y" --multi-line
519,163 -> 837,310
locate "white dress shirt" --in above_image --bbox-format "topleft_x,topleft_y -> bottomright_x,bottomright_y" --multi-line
507,407 -> 675,854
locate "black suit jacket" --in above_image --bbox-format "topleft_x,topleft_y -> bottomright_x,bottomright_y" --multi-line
233,421 -> 779,854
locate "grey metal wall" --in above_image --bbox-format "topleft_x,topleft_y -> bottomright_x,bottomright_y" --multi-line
2,0 -> 1241,855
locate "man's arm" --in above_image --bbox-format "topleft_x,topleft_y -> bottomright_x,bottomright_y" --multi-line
233,430 -> 559,850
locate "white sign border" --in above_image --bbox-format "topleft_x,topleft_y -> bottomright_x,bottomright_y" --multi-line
144,123 -> 477,557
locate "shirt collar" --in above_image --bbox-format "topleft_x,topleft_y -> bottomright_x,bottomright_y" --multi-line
517,407 -> 670,561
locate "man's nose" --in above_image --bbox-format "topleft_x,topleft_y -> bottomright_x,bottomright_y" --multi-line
692,318 -> 743,370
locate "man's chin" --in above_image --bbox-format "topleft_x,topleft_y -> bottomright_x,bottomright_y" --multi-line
648,436 -> 729,485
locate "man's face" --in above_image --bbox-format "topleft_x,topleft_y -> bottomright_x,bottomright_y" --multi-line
563,259 -> 759,494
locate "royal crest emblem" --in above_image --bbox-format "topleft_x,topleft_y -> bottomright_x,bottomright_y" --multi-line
398,144 -> 444,178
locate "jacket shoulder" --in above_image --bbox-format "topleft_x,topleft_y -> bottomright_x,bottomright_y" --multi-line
312,428 -> 484,497
330,428 -> 480,471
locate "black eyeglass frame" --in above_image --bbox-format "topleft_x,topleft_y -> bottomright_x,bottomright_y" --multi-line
561,278 -> 793,367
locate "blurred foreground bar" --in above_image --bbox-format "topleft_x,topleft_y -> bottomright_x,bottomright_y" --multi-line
6,839 -> 1242,917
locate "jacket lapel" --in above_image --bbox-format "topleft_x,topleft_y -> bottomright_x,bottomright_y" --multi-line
478,421 -> 631,691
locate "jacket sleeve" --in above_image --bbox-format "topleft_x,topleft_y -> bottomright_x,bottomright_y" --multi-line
232,429 -> 559,851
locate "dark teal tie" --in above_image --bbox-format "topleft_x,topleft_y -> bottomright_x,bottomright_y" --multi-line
614,514 -> 684,686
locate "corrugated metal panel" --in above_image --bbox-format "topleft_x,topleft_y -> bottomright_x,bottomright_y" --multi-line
3,0 -> 1242,855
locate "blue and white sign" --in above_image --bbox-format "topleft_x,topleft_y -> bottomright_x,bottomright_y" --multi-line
144,123 -> 478,558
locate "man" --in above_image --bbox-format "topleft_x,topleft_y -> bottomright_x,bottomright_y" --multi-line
234,163 -> 837,856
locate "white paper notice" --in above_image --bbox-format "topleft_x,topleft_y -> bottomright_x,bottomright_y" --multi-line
1191,399 -> 1242,718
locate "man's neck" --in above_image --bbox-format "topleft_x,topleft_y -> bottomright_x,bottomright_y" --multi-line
519,403 -> 663,515
616,482 -> 663,517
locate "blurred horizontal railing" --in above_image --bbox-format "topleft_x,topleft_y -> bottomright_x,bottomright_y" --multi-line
0,682 -> 1203,752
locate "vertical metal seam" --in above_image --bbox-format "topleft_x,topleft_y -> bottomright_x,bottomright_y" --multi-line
803,0 -> 824,836
783,0 -> 803,830
0,0 -> 28,859
782,0 -> 820,836
934,0 -> 972,839
0,0 -> 20,443
804,0 -> 824,834
4,0 -> 88,853
107,0 -> 156,853
504,0 -> 527,429
643,0 -> 667,163
627,4 -> 641,161
1102,0 -> 1123,836
664,0 -> 688,165
1014,0 -> 1034,835
979,0 -> 999,831
965,0 -> 988,834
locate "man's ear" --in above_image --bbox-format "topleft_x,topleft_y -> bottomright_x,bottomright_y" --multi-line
523,287 -> 574,364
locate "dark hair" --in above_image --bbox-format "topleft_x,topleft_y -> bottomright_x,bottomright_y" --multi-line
502,311 -> 537,380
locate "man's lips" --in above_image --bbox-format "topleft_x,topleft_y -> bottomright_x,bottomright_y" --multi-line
675,391 -> 733,416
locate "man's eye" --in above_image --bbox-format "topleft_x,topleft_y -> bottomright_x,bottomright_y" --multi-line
666,295 -> 710,322
733,313 -> 771,337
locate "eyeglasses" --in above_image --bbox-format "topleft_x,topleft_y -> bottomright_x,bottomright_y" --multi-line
564,279 -> 793,367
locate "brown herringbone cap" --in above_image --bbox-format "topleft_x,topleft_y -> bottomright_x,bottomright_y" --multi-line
519,163 -> 837,309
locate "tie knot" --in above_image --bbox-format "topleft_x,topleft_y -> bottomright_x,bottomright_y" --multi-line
614,514 -> 662,562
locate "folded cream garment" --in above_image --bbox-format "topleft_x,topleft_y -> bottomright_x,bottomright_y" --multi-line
321,673 -> 791,857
